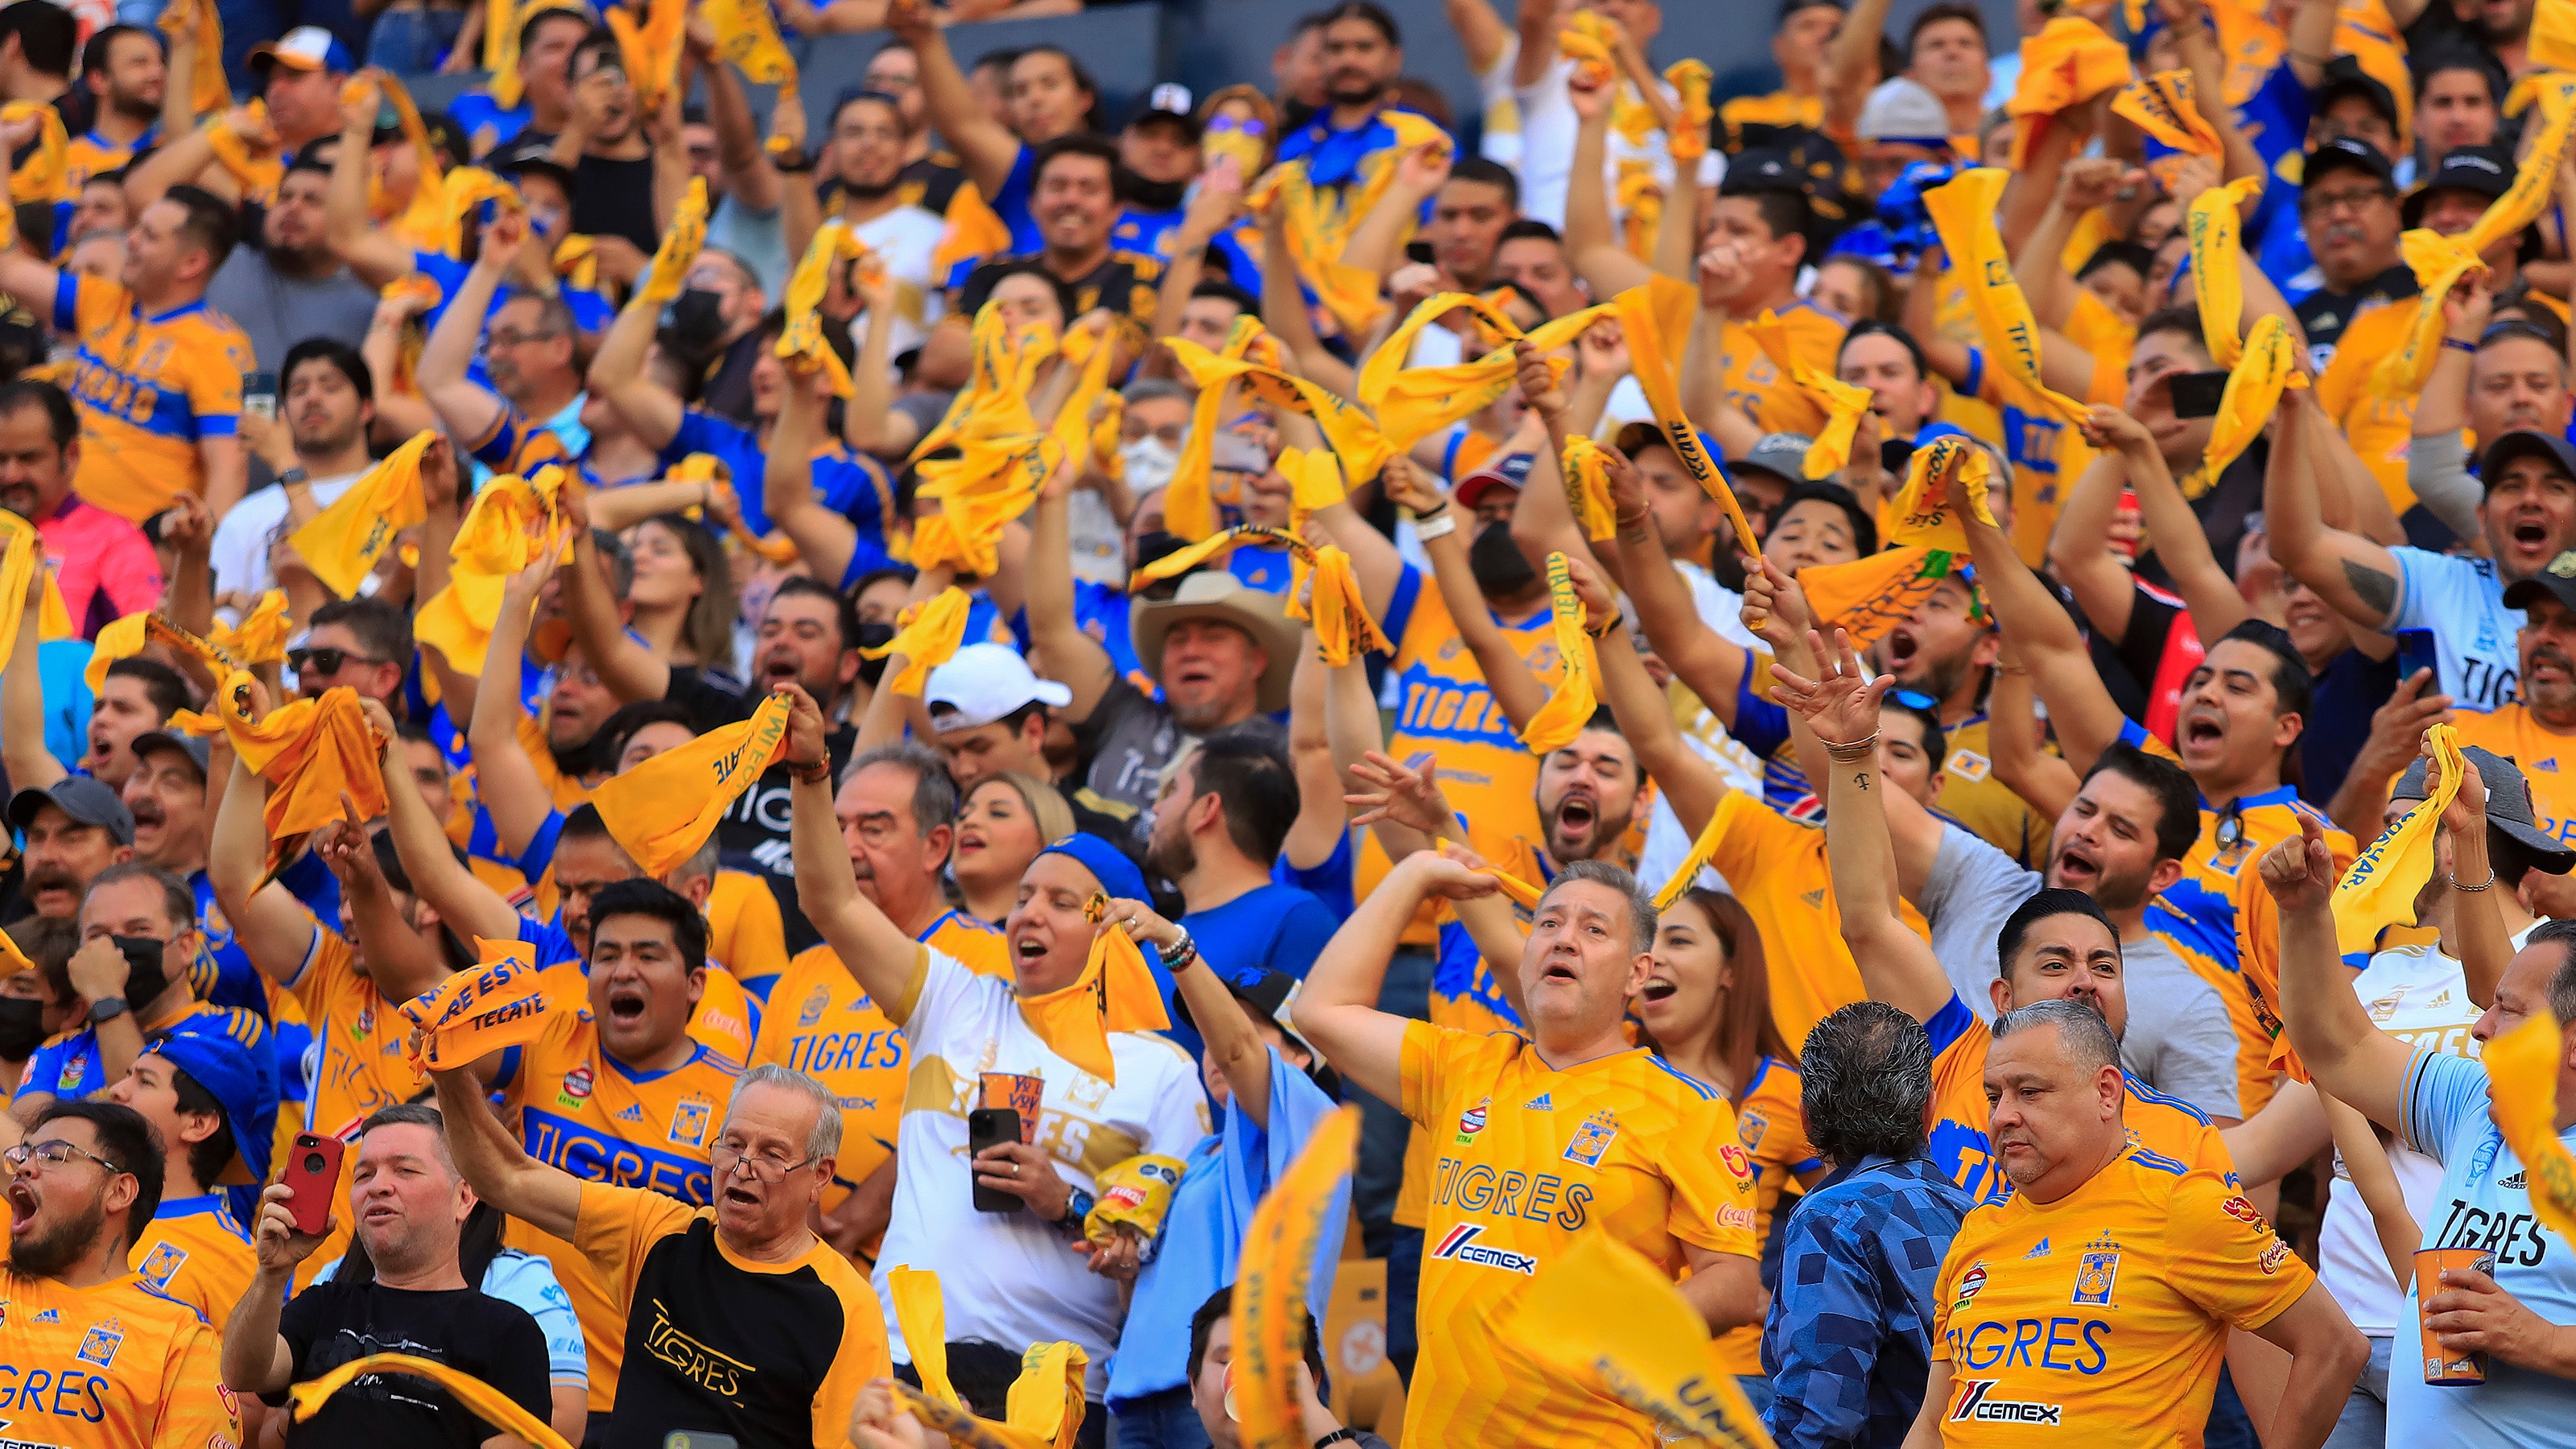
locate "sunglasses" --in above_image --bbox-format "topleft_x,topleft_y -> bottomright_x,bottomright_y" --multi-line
1204,115 -> 1269,137
1888,688 -> 1939,710
288,646 -> 381,676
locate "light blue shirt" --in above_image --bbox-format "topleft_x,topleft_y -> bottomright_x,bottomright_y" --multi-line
314,1245 -> 588,1387
2388,548 -> 2520,713
2393,1048 -> 2576,1444
1103,1046 -> 1344,1409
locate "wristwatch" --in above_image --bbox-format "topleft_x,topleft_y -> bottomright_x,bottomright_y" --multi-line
276,466 -> 309,488
88,996 -> 129,1022
1056,1187 -> 1096,1238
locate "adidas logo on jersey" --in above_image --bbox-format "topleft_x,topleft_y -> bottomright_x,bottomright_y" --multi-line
2539,760 -> 2561,773
617,1104 -> 645,1123
1525,1094 -> 1554,1110
1801,889 -> 1826,908
2024,1238 -> 2050,1258
2502,1170 -> 2527,1189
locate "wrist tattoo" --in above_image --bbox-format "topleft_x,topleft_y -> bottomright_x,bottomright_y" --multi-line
1853,773 -> 1871,791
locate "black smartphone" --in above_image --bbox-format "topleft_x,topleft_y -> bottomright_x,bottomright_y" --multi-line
2169,369 -> 2230,419
242,370 -> 277,421
966,1108 -> 1022,1212
2396,628 -> 2438,686
1880,436 -> 1913,476
1403,240 -> 1435,265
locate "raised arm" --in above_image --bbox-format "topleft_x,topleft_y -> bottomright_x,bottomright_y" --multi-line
2099,405 -> 2250,643
882,0 -> 1023,200
1153,897 -> 1279,1128
1291,848 -> 1495,1104
2046,451 -> 2140,642
309,793 -> 449,1004
2263,388 -> 2407,630
1823,0 -> 1893,136
1254,215 -> 1357,399
1506,336 -> 1615,581
467,561 -> 559,858
325,80 -> 417,289
1564,68 -> 1650,296
206,724 -> 342,981
1987,637 -> 2081,824
783,683 -> 933,1009
767,359 -> 861,584
560,500 -> 675,703
1023,458 -> 1117,724
416,221 -> 522,448
1966,477 -> 2128,774
587,275 -> 686,452
378,707 -> 525,944
1770,628 -> 1963,1023
429,1054 -> 584,1241
1,568 -> 65,791
1282,641 -> 1348,873
1382,458 -> 1552,730
694,36 -> 782,216
2016,159 -> 2136,331
1570,554 -> 1729,838
1603,448 -> 1757,729
2263,817 -> 2414,1129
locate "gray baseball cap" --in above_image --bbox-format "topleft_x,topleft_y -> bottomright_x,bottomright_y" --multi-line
1736,432 -> 1817,485
2392,745 -> 2576,873
1857,78 -> 1950,144
129,730 -> 213,781
6,777 -> 136,845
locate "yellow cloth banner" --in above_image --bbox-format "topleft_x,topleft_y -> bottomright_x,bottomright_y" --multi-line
1358,291 -> 1612,457
160,0 -> 228,118
2333,724 -> 2463,953
400,938 -> 551,1072
1307,545 -> 1391,665
2188,175 -> 2265,368
1131,526 -> 1306,592
206,100 -> 283,204
2006,17 -> 2133,169
707,0 -> 796,85
606,0 -> 686,116
1505,1233 -> 1776,1449
1163,317 -> 1274,540
290,430 -> 437,599
1609,277 -> 1765,549
1561,436 -> 1620,541
2113,68 -> 2222,155
2,102 -> 64,203
1666,59 -> 1714,163
2209,313 -> 2306,475
1278,445 -> 1344,609
1922,168 -> 2090,423
201,682 -> 390,874
1087,1154 -> 1187,1244
1521,552 -> 1602,754
1656,805 -> 1728,910
861,588 -> 971,696
1229,1104 -> 1360,1449
1558,9 -> 1616,85
2483,1010 -> 2576,1242
291,1353 -> 572,1449
588,692 -> 791,878
888,1266 -> 965,1410
778,220 -> 874,398
83,613 -> 150,694
415,467 -> 570,676
0,509 -> 48,649
641,176 -> 710,303
1017,898 -> 1174,1084
1749,311 -> 1872,475
2537,0 -> 2576,72
1475,863 -> 1545,907
1887,434 -> 1998,552
1799,547 -> 1955,650
423,167 -> 520,260
1242,109 -> 1449,339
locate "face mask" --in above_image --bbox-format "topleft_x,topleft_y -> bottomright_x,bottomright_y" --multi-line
1123,436 -> 1179,493
1468,519 -> 1538,598
0,996 -> 43,1059
1202,129 -> 1265,179
667,288 -> 729,355
1115,164 -> 1188,213
855,621 -> 898,687
109,934 -> 172,1008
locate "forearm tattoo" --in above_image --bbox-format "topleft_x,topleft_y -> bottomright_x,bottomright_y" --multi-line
2341,558 -> 2400,617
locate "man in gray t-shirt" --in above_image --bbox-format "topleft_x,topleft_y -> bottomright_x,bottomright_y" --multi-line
204,158 -> 382,375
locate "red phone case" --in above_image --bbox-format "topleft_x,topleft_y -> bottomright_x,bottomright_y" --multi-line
280,1133 -> 343,1236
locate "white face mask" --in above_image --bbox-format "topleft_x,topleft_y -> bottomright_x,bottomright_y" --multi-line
1122,436 -> 1180,493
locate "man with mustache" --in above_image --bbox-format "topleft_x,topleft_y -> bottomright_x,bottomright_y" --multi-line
6,778 -> 134,923
0,378 -> 158,638
2404,275 -> 2572,554
2453,555 -> 2576,916
1,1100 -> 239,1449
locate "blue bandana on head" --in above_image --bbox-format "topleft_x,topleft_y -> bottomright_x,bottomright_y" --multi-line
1038,832 -> 1150,904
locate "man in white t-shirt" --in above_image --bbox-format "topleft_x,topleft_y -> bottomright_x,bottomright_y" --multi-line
1505,0 -> 1724,229
208,339 -> 378,614
824,90 -> 947,369
781,687 -> 1205,1409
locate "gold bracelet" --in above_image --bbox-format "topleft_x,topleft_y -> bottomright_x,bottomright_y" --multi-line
1819,730 -> 1880,762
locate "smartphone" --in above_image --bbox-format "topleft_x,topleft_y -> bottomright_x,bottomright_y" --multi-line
279,1133 -> 344,1237
242,370 -> 278,421
665,1435 -> 741,1449
2169,369 -> 2230,419
966,1108 -> 1022,1213
1880,436 -> 1913,476
2396,627 -> 2438,686
1403,240 -> 1435,265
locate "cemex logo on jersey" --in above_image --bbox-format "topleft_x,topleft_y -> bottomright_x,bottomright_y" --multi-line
1950,1380 -> 2064,1426
1430,1224 -> 1538,1275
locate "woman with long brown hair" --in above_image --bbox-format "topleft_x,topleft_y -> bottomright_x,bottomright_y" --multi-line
1633,886 -> 1828,1416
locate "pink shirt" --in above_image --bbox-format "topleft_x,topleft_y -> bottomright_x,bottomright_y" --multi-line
37,494 -> 161,639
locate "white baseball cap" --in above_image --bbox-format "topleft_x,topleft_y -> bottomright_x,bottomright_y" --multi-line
925,643 -> 1074,733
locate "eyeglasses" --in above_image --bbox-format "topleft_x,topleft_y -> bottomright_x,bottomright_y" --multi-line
1204,115 -> 1268,138
712,1141 -> 816,1184
4,1138 -> 126,1177
487,328 -> 564,350
287,646 -> 381,676
2302,186 -> 2393,216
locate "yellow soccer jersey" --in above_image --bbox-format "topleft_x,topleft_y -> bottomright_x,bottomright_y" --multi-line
129,1195 -> 255,1328
2313,299 -> 2420,514
1926,993 -> 2231,1208
707,869 -> 791,999
0,1268 -> 239,1449
56,273 -> 254,523
60,126 -> 151,200
1715,298 -> 1848,436
1939,716 -> 2054,869
2451,706 -> 2576,852
1401,1022 -> 1757,1447
499,1002 -> 745,1414
1356,562 -> 1563,947
1702,790 -> 1930,1052
1714,1053 -> 1824,1375
1930,1158 -> 2313,1444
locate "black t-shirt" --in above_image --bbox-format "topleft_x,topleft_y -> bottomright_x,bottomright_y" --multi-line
271,1278 -> 551,1449
2301,647 -> 2401,807
897,153 -> 968,217
2293,262 -> 2419,365
572,151 -> 662,254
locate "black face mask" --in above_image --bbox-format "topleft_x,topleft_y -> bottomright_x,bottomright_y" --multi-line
1468,521 -> 1538,598
855,621 -> 898,687
0,996 -> 43,1059
1116,164 -> 1188,213
110,935 -> 171,1008
667,288 -> 729,357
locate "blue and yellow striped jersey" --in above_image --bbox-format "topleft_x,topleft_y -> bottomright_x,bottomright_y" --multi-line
59,275 -> 253,522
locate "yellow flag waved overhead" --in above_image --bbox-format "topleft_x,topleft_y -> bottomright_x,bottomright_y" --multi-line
1242,109 -> 1450,339
414,468 -> 570,676
2334,724 -> 2464,953
606,0 -> 687,115
1922,168 -> 2089,423
588,692 -> 791,878
707,0 -> 796,85
1666,59 -> 1714,162
207,100 -> 284,204
400,937 -> 551,1072
2483,1009 -> 2576,1241
2186,175 -> 2264,367
2537,0 -> 2576,71
1307,546 -> 1391,665
1608,277 -> 1764,551
1749,310 -> 1872,475
2005,16 -> 2132,169
1229,1106 -> 1360,1449
208,590 -> 294,668
1560,436 -> 1620,541
84,613 -> 151,694
2112,68 -> 2222,156
0,509 -> 50,649
1016,895 -> 1173,1084
778,221 -> 875,398
861,588 -> 971,696
290,430 -> 437,599
294,1354 -> 572,1449
1799,546 -> 1957,650
1506,1233 -> 1777,1449
1521,552 -> 1603,755
1163,317 -> 1274,540
159,0 -> 229,118
1358,291 -> 1614,456
1887,434 -> 1998,552
888,1267 -> 965,1410
2208,314 -> 2306,476
1558,9 -> 1617,86
640,177 -> 711,303
424,167 -> 522,260
208,682 -> 391,874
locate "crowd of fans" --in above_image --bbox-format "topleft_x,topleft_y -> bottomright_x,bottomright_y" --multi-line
10,0 -> 2576,1443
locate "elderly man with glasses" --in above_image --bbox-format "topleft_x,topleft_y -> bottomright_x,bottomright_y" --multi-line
4,1100 -> 242,1448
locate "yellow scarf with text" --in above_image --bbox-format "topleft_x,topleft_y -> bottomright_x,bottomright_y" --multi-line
292,1354 -> 572,1449
861,588 -> 972,696
588,693 -> 791,877
1521,552 -> 1602,754
2333,724 -> 2463,953
401,938 -> 552,1072
2112,68 -> 2222,156
1505,1233 -> 1774,1449
640,177 -> 710,303
1608,277 -> 1765,551
1799,547 -> 1956,650
2209,314 -> 2306,476
1560,436 -> 1620,541
1885,435 -> 1997,554
1922,168 -> 2088,423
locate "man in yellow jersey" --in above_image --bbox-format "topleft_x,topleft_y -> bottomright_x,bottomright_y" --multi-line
109,1023 -> 267,1325
1699,153 -> 1851,444
1721,0 -> 1843,148
1293,848 -> 1763,1447
1908,999 -> 2365,1447
4,1100 -> 239,1447
2459,563 -> 2576,912
753,741 -> 1008,1258
0,134 -> 250,522
60,26 -> 164,208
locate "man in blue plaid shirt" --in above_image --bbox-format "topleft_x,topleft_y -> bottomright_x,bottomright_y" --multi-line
1763,1001 -> 1973,1448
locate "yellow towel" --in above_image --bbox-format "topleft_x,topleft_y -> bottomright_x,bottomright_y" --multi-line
1560,436 -> 1620,542
640,176 -> 710,303
2112,68 -> 2222,156
413,466 -> 570,677
1608,278 -> 1765,550
2187,175 -> 2265,368
1886,435 -> 1998,552
588,694 -> 791,878
288,431 -> 437,599
1922,168 -> 2090,423
2333,723 -> 2462,953
291,1354 -> 572,1449
1749,310 -> 1873,475
1357,292 -> 1615,456
1505,1234 -> 1773,1449
1521,552 -> 1602,754
2483,1009 -> 2576,1242
83,613 -> 151,694
1307,545 -> 1391,666
1799,546 -> 1956,650
707,0 -> 796,85
778,220 -> 877,398
1666,60 -> 1714,163
2208,314 -> 2306,476
1228,1107 -> 1362,1449
606,0 -> 687,116
400,937 -> 551,1071
159,0 -> 228,120
861,588 -> 971,696
1015,895 -> 1173,1085
2006,17 -> 2133,170
206,100 -> 283,205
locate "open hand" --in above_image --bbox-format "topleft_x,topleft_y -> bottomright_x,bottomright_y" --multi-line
1765,627 -> 1888,745
1347,749 -> 1453,837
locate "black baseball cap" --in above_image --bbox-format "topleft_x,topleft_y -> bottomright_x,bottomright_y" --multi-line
2481,430 -> 2576,493
2314,54 -> 2400,132
2302,134 -> 2395,194
1125,82 -> 1199,143
2403,143 -> 2516,229
1170,965 -> 1339,1095
1719,147 -> 1809,199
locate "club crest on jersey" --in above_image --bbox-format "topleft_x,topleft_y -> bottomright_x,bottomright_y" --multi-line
76,1319 -> 122,1368
1430,1224 -> 1538,1275
138,1241 -> 188,1289
1953,1262 -> 1987,1311
1455,1096 -> 1490,1146
1563,1111 -> 1619,1167
1736,1108 -> 1769,1150
557,1063 -> 595,1108
800,985 -> 831,1028
669,1098 -> 712,1149
1950,1380 -> 2062,1426
2073,1249 -> 2120,1305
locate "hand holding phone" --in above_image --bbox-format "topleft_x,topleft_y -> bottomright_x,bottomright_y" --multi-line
277,1133 -> 344,1238
966,1108 -> 1022,1212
